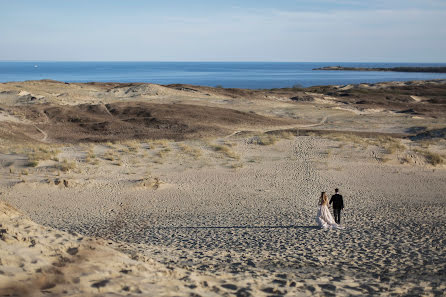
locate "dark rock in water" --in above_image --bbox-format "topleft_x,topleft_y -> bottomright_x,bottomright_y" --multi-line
290,95 -> 314,102
410,128 -> 446,141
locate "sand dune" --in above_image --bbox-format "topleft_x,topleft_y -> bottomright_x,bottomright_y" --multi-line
0,80 -> 445,296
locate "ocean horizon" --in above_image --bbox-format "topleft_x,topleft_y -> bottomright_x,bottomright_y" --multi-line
1,61 -> 446,89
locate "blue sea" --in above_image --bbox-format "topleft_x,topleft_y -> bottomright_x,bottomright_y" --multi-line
1,62 -> 446,89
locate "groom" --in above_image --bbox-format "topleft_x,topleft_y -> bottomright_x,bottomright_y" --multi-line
329,188 -> 344,224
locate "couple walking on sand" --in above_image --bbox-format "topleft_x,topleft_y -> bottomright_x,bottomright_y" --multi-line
316,188 -> 344,229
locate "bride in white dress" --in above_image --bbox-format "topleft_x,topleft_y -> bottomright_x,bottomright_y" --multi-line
316,192 -> 342,229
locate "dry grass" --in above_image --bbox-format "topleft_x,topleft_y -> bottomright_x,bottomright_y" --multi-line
103,150 -> 118,161
250,131 -> 294,146
379,157 -> 391,163
85,149 -> 96,163
17,145 -> 61,167
177,143 -> 202,159
147,139 -> 170,148
276,131 -> 295,139
58,159 -> 76,172
26,160 -> 39,167
413,149 -> 444,166
119,140 -> 141,153
252,134 -> 278,146
209,143 -> 240,160
138,175 -> 163,189
230,162 -> 244,169
323,133 -> 406,155
399,155 -> 413,164
4,143 -> 60,167
105,141 -> 115,148
156,148 -> 171,159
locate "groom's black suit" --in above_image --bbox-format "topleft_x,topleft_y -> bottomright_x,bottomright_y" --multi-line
329,193 -> 344,224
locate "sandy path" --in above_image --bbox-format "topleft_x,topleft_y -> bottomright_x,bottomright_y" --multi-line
225,116 -> 328,138
32,125 -> 48,142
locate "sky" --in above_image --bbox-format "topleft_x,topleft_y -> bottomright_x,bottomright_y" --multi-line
1,0 -> 446,62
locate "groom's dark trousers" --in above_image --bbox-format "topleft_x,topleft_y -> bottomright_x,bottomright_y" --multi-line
333,208 -> 341,224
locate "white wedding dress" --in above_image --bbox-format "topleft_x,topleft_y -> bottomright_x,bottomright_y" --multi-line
316,204 -> 342,229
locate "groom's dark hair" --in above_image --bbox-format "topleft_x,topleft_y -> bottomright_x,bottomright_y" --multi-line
335,188 -> 339,193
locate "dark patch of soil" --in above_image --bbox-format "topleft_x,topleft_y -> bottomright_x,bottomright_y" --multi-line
5,102 -> 294,143
409,128 -> 446,141
305,81 -> 446,117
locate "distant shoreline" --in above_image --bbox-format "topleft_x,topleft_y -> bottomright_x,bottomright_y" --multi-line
313,66 -> 446,73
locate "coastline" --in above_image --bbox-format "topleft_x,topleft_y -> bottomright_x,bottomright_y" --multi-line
313,65 -> 446,73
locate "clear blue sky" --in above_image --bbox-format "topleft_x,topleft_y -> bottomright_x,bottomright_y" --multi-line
1,0 -> 445,62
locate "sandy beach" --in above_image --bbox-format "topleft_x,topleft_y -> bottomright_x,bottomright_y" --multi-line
1,80 -> 445,296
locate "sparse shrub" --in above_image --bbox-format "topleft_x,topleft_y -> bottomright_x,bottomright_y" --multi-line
103,150 -> 116,161
90,158 -> 100,165
373,136 -> 406,154
178,143 -> 202,159
105,141 -> 115,148
323,133 -> 406,155
277,131 -> 294,139
379,157 -> 391,163
400,155 -> 412,164
210,144 -> 240,160
27,160 -> 39,167
85,149 -> 96,163
414,149 -> 444,166
58,159 -> 76,172
139,175 -> 162,189
251,134 -> 278,146
120,140 -> 140,152
230,162 -> 244,169
156,148 -> 170,159
24,145 -> 60,166
149,139 -> 170,148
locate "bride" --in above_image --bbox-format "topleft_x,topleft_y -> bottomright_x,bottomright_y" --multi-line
316,192 -> 342,229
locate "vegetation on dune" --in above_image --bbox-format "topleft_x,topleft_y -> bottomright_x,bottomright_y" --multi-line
209,142 -> 240,160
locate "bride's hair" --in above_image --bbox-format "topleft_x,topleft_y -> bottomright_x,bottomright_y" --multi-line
319,192 -> 328,205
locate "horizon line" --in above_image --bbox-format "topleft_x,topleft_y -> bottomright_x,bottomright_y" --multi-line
1,60 -> 446,64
